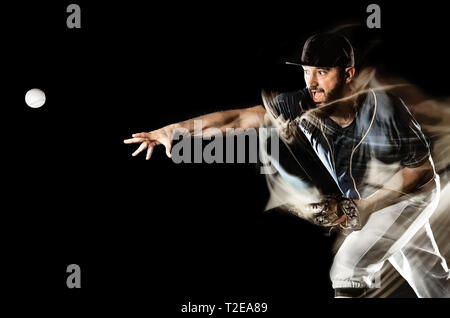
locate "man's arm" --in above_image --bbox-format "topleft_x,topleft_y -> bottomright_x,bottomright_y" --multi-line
350,95 -> 437,225
355,158 -> 435,218
171,105 -> 266,135
123,105 -> 266,159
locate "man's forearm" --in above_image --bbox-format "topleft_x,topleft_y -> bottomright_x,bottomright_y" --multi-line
167,105 -> 265,136
168,109 -> 239,134
356,158 -> 435,215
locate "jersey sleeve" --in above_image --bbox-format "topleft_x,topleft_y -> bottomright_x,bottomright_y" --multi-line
393,97 -> 431,168
269,88 -> 311,121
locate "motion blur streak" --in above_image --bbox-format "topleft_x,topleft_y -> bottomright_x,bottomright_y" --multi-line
259,67 -> 450,297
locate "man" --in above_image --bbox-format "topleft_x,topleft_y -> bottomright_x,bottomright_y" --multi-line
124,33 -> 450,297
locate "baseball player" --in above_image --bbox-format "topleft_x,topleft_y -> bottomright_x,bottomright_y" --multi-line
124,33 -> 450,297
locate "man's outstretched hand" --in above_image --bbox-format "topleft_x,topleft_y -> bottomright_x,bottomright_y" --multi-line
124,126 -> 174,160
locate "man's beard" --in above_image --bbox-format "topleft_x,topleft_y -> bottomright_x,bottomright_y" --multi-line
310,81 -> 345,106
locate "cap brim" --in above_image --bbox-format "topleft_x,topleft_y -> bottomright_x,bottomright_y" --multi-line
285,61 -> 303,67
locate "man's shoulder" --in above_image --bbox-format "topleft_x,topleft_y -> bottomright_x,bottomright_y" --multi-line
275,88 -> 309,103
274,88 -> 312,116
364,89 -> 411,121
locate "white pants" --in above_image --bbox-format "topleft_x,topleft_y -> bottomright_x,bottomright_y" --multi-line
330,178 -> 450,297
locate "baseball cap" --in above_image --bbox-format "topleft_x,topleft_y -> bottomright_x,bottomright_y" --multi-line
287,33 -> 355,68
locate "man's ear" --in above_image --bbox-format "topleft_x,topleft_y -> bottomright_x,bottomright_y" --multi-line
344,67 -> 356,84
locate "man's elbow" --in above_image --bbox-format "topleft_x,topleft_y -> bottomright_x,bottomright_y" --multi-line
403,158 -> 435,191
237,105 -> 266,130
417,158 -> 435,181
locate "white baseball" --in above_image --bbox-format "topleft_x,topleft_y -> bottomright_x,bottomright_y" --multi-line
25,88 -> 46,108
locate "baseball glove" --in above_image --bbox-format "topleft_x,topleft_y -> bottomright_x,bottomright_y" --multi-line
307,196 -> 362,232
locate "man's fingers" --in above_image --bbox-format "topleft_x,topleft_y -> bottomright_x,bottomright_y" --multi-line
126,132 -> 170,159
161,138 -> 172,158
132,142 -> 148,157
146,143 -> 155,160
132,133 -> 151,138
124,137 -> 146,144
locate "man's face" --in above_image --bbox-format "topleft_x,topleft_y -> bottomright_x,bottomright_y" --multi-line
302,66 -> 345,105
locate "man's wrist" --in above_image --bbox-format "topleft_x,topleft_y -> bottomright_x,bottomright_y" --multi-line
166,123 -> 185,137
167,123 -> 181,131
354,198 -> 372,215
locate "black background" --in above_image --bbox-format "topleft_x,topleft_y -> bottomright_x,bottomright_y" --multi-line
4,0 -> 450,314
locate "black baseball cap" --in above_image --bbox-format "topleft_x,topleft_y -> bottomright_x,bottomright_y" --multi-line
287,33 -> 355,68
